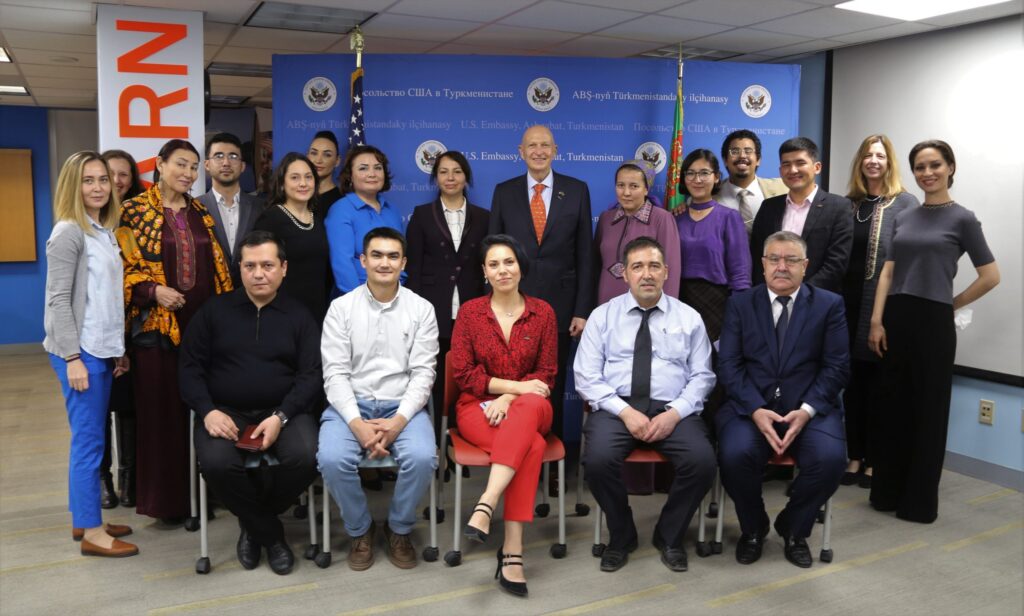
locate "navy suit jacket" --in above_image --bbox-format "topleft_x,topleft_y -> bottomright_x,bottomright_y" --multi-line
199,190 -> 261,284
406,199 -> 490,339
716,283 -> 849,439
750,189 -> 853,292
489,171 -> 594,331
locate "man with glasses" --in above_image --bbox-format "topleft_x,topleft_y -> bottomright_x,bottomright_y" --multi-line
718,130 -> 787,234
716,230 -> 848,569
201,132 -> 261,284
750,137 -> 853,292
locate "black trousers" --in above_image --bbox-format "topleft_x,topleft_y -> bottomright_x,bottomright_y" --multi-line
583,408 -> 716,550
101,372 -> 136,480
194,410 -> 318,546
842,359 -> 877,463
552,332 -> 571,440
870,295 -> 955,523
430,335 -> 452,442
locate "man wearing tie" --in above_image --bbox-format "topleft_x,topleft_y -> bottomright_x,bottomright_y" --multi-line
490,125 -> 594,443
716,230 -> 848,568
575,237 -> 716,573
716,129 -> 787,234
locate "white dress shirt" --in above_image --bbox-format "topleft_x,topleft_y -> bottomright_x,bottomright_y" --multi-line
79,220 -> 125,359
718,177 -> 766,217
525,170 -> 553,216
322,284 -> 439,424
574,291 -> 715,420
766,285 -> 815,417
213,188 -> 241,254
442,200 -> 465,320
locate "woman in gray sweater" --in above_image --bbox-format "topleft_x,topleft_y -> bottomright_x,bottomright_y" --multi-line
43,151 -> 137,557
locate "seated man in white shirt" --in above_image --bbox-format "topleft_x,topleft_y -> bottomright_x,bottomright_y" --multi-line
575,236 -> 717,574
318,227 -> 439,571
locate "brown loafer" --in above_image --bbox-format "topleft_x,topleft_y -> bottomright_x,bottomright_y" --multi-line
72,523 -> 133,541
81,537 -> 139,558
384,522 -> 418,569
348,521 -> 376,571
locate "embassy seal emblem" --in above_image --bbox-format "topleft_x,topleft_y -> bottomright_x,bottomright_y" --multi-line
740,84 -> 771,118
304,77 -> 337,112
527,77 -> 560,112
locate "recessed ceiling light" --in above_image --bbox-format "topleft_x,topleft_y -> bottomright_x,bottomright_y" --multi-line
50,55 -> 80,64
0,85 -> 30,95
210,95 -> 250,106
836,0 -> 1009,21
640,46 -> 736,61
246,1 -> 374,34
0,48 -> 10,63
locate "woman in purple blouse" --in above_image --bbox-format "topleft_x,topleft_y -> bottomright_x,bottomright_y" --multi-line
675,149 -> 751,342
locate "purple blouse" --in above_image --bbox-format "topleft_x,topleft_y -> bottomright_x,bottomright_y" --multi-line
675,201 -> 751,291
594,200 -> 682,305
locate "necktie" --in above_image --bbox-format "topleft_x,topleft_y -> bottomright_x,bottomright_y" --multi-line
631,307 -> 653,414
738,189 -> 754,233
775,295 -> 791,357
529,183 -> 547,244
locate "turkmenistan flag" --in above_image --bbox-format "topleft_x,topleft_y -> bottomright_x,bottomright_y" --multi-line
665,66 -> 685,213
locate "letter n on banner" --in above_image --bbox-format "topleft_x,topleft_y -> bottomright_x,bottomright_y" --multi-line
96,5 -> 204,193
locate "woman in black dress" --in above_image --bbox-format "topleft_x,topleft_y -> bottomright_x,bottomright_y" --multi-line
253,153 -> 332,325
307,131 -> 343,218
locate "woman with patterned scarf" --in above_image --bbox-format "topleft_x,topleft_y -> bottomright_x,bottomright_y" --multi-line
116,139 -> 232,524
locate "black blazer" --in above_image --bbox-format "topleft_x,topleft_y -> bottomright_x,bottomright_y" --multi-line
406,199 -> 490,339
199,190 -> 262,284
489,172 -> 594,331
750,189 -> 853,292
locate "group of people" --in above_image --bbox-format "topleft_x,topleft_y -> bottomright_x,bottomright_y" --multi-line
43,122 -> 999,595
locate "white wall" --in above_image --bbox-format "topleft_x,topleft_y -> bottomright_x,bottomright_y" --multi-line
831,16 -> 1024,377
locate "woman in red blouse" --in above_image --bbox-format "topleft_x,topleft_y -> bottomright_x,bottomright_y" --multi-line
450,234 -> 557,597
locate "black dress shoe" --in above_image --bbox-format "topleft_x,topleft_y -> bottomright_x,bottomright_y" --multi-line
118,468 -> 136,507
652,532 -> 687,572
599,535 -> 638,572
774,516 -> 812,568
495,549 -> 528,597
100,475 -> 119,509
839,470 -> 859,486
858,472 -> 872,489
236,529 -> 261,570
267,540 -> 295,575
735,524 -> 770,565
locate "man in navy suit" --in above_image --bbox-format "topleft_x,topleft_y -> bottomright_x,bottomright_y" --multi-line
750,137 -> 852,292
200,132 -> 261,285
490,125 -> 594,442
717,230 -> 848,568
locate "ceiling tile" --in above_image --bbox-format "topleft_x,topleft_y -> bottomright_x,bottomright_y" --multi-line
0,4 -> 94,35
388,0 -> 536,22
661,0 -> 815,27
9,49 -> 96,67
0,96 -> 38,106
0,63 -> 20,76
830,21 -> 935,45
209,74 -> 270,88
755,7 -> 900,38
31,86 -> 95,97
564,0 -> 685,11
204,22 -> 236,46
547,34 -> 661,57
228,25 -> 341,51
323,36 -> 436,54
362,13 -> 483,42
209,84 -> 262,97
726,53 -> 774,63
17,63 -> 96,79
33,97 -> 96,108
759,38 -> 842,57
280,0 -> 395,10
597,14 -> 731,43
204,44 -> 221,62
427,41 -> 537,56
126,0 -> 258,25
3,29 -> 95,53
919,2 -> 1022,27
213,46 -> 282,65
687,27 -> 810,53
499,1 -> 644,33
22,76 -> 96,90
454,24 -> 580,50
0,0 -> 95,10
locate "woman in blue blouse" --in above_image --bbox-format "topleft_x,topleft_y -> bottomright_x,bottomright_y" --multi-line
324,145 -> 404,294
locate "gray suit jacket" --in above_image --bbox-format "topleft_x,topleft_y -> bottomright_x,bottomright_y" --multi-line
199,190 -> 260,281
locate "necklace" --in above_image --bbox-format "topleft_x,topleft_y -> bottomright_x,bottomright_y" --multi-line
855,201 -> 875,224
277,203 -> 314,230
492,296 -> 522,318
923,200 -> 955,208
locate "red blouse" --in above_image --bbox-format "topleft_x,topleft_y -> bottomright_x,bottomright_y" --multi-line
450,294 -> 558,400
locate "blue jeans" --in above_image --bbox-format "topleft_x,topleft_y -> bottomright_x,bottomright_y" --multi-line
317,400 -> 436,537
49,350 -> 113,529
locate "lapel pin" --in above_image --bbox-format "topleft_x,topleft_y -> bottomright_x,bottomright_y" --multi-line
557,191 -> 565,200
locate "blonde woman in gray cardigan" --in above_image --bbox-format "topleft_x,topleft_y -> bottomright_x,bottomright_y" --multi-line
43,151 -> 137,557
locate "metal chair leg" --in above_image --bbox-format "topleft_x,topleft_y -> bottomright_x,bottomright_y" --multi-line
443,463 -> 464,566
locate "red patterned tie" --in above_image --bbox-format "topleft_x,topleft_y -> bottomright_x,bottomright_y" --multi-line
530,183 -> 547,244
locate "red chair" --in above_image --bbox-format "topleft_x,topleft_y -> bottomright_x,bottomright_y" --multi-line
440,352 -> 567,566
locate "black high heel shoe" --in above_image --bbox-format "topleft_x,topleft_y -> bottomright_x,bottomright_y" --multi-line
464,502 -> 493,544
495,549 -> 528,597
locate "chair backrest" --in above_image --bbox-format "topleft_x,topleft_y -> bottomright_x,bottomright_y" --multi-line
443,350 -> 459,419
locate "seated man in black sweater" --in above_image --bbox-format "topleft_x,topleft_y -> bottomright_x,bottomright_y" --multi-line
180,230 -> 321,575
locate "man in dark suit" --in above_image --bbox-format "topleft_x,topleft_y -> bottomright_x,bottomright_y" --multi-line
490,125 -> 594,441
750,137 -> 852,292
717,230 -> 848,568
200,132 -> 260,285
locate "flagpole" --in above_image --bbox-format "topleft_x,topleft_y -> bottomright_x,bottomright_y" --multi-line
350,25 -> 364,68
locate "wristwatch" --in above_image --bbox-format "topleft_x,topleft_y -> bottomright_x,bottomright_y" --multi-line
272,410 -> 289,427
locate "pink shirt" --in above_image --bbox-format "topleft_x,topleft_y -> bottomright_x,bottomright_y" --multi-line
781,186 -> 818,235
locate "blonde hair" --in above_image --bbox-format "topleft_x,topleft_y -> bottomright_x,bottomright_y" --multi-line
846,134 -> 904,201
53,151 -> 121,233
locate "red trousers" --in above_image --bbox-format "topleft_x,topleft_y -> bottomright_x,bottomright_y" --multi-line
456,392 -> 552,522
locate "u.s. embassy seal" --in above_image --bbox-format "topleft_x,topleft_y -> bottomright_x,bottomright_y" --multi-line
740,85 -> 771,119
527,77 -> 560,112
304,77 -> 337,112
415,140 -> 447,174
634,142 -> 667,174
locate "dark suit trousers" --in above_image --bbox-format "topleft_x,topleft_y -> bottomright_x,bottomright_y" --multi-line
552,332 -> 571,440
195,410 -> 318,546
718,414 -> 845,538
584,409 -> 716,550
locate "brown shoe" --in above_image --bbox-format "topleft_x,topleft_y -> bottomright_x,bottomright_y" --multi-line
72,523 -> 133,541
348,521 -> 376,571
384,522 -> 418,569
81,537 -> 139,558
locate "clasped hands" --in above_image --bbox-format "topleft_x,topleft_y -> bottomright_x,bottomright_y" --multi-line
751,407 -> 810,455
486,379 -> 551,427
349,415 -> 409,459
619,406 -> 680,443
204,409 -> 283,450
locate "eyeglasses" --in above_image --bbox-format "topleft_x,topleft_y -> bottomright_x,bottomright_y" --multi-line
763,255 -> 806,266
684,170 -> 715,180
728,147 -> 756,157
210,152 -> 241,162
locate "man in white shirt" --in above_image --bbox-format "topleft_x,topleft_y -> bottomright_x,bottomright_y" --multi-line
318,227 -> 439,571
199,132 -> 260,284
716,129 -> 787,233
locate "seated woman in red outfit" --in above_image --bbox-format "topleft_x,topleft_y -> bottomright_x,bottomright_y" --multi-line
449,234 -> 558,598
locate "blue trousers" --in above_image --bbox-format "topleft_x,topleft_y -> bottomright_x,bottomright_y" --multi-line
49,351 -> 113,529
317,401 -> 436,537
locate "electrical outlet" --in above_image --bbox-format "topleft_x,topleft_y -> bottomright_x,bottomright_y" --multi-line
978,399 -> 994,425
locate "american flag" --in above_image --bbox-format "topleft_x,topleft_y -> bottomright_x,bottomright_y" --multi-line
348,67 -> 365,147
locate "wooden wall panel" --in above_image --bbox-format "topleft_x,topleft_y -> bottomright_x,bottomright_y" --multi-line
0,149 -> 37,262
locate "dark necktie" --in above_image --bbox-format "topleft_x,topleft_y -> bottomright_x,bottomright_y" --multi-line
631,307 -> 653,414
775,295 -> 791,356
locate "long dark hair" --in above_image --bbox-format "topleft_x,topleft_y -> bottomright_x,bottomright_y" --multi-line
101,149 -> 145,200
268,152 -> 320,210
